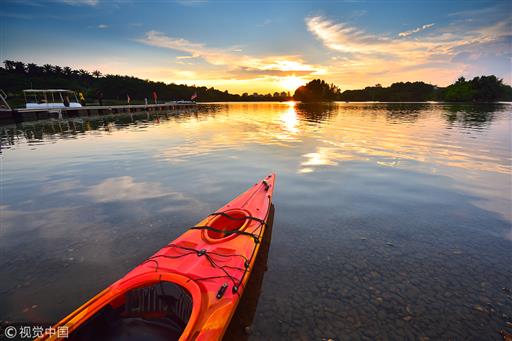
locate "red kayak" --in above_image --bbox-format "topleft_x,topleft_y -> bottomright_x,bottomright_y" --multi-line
38,173 -> 275,341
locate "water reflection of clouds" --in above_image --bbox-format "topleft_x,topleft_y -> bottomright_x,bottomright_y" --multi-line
299,145 -> 367,173
377,160 -> 401,168
0,204 -> 105,240
1,176 -> 202,239
39,176 -> 195,203
160,139 -> 235,163
302,151 -> 339,167
299,148 -> 341,173
40,180 -> 81,194
83,176 -> 181,203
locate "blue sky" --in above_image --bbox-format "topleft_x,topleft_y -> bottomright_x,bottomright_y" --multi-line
1,0 -> 511,93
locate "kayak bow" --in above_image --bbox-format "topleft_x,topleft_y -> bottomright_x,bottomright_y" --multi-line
38,173 -> 276,341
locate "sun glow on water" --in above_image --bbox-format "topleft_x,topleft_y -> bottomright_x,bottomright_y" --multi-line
280,103 -> 299,134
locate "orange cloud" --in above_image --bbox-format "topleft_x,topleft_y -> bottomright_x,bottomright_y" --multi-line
138,31 -> 324,74
305,15 -> 511,88
135,30 -> 326,92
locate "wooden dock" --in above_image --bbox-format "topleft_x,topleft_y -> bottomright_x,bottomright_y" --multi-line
0,102 -> 197,124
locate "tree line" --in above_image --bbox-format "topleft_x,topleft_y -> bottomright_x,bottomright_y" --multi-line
294,77 -> 512,102
0,60 -> 292,104
2,60 -> 510,104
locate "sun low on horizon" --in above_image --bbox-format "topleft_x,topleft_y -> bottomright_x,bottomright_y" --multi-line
280,76 -> 306,92
1,0 -> 510,94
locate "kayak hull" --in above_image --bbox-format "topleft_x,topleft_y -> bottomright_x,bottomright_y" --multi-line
38,173 -> 275,341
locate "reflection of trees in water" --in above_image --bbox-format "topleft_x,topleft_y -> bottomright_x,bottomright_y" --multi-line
294,103 -> 337,123
337,102 -> 429,124
378,103 -> 503,127
380,103 -> 431,123
0,108 -> 211,148
294,102 -> 431,124
223,204 -> 274,341
442,103 -> 504,129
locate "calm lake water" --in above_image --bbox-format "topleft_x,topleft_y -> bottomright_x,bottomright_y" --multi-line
1,102 -> 511,340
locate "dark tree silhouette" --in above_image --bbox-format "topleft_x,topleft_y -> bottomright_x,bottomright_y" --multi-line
4,60 -> 16,71
444,75 -> 510,102
42,64 -> 53,74
337,77 -> 511,102
78,69 -> 90,78
26,63 -> 42,76
293,79 -> 340,102
63,66 -> 72,77
14,61 -> 26,74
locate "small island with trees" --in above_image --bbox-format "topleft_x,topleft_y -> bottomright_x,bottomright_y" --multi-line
1,60 -> 511,105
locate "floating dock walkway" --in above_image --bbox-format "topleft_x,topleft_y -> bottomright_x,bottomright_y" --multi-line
0,102 -> 197,124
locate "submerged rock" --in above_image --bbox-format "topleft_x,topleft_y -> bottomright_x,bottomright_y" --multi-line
473,304 -> 486,312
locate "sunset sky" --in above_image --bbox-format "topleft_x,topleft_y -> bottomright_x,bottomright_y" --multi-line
1,0 -> 510,94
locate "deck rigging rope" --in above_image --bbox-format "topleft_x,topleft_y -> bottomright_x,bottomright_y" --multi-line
140,182 -> 271,296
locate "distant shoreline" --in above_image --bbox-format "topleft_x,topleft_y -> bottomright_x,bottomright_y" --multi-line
2,62 -> 511,105
197,101 -> 512,104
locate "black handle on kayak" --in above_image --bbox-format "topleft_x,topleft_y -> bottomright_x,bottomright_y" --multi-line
216,283 -> 228,299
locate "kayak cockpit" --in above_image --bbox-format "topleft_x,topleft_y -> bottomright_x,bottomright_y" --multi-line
69,282 -> 193,341
204,209 -> 250,241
